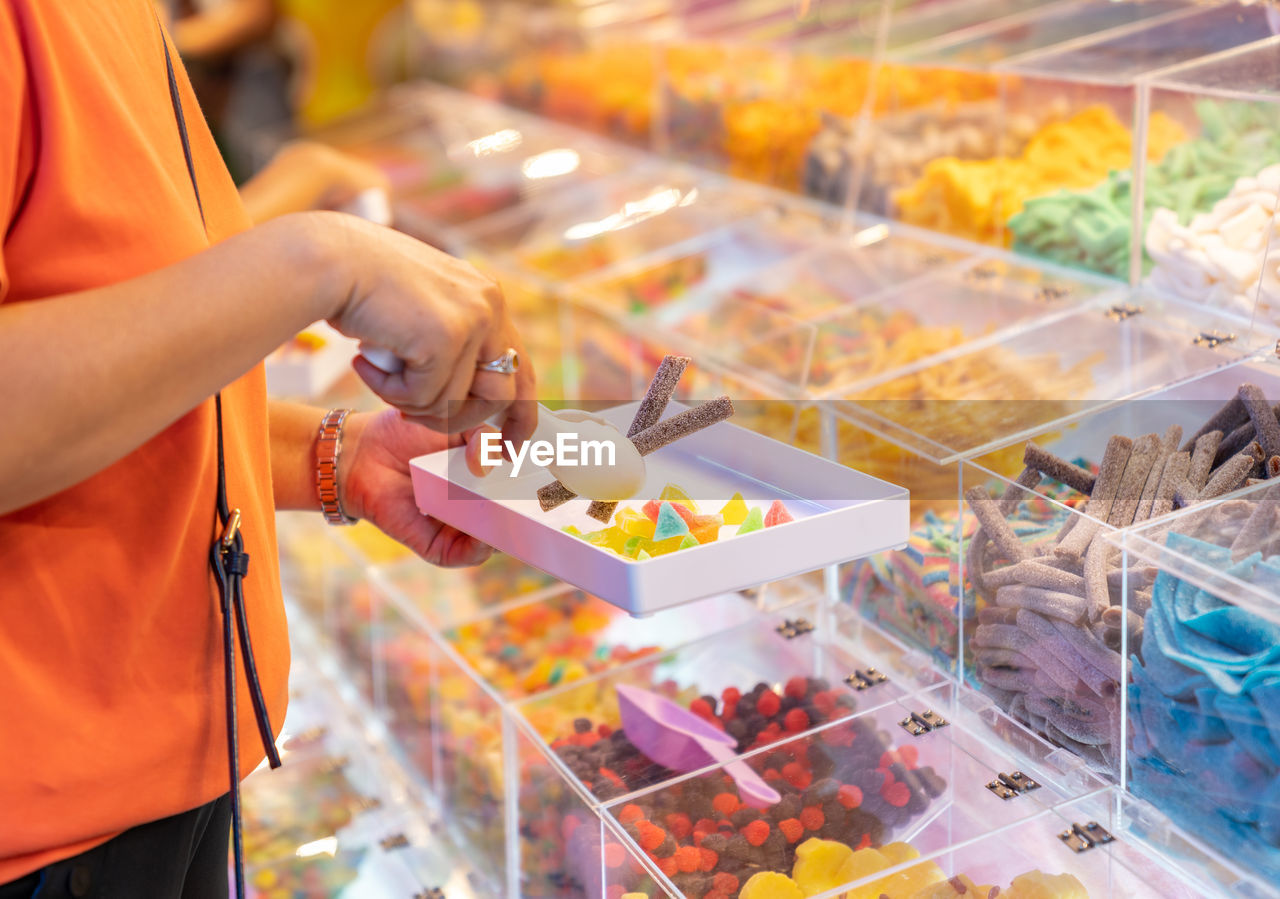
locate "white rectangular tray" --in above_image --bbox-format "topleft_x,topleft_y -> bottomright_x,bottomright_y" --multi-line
409,401 -> 909,615
264,323 -> 361,399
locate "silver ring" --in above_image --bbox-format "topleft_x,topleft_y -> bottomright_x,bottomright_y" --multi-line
476,347 -> 520,375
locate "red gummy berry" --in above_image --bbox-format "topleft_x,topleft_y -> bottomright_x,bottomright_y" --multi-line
637,822 -> 666,851
616,804 -> 645,829
665,812 -> 692,840
603,842 -> 627,868
722,686 -> 741,705
656,855 -> 677,877
783,708 -> 810,733
597,723 -> 613,737
599,767 -> 623,786
800,806 -> 825,831
699,848 -> 719,872
897,745 -> 920,769
690,697 -> 716,721
784,676 -> 808,700
693,817 -> 719,837
763,768 -> 782,781
674,846 -> 702,873
837,784 -> 863,808
712,873 -> 741,894
712,792 -> 741,817
812,690 -> 837,718
883,780 -> 911,808
782,761 -> 812,790
778,818 -> 804,843
742,819 -> 770,847
756,690 -> 781,718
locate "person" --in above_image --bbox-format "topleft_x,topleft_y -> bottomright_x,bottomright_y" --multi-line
0,1 -> 535,897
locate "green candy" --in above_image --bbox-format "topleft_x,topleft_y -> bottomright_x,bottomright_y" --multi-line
736,506 -> 764,535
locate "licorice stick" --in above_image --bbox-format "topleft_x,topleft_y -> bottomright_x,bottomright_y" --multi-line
1057,435 -> 1131,560
1082,536 -> 1112,619
983,559 -> 1084,593
536,396 -> 734,512
1023,442 -> 1095,494
996,584 -> 1089,622
585,355 -> 690,523
1134,426 -> 1182,523
1239,384 -> 1280,461
1181,394 -> 1247,452
1108,433 -> 1161,527
1229,483 -> 1280,561
1149,451 -> 1190,520
1199,441 -> 1264,501
1215,420 -> 1257,466
1187,431 -> 1222,491
965,486 -> 1033,564
998,466 -> 1044,516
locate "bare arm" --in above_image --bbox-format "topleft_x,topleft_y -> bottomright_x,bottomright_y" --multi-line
172,0 -> 275,59
0,211 -> 534,515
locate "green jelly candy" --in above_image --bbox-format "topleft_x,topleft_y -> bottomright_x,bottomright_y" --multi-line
677,535 -> 699,550
653,502 -> 691,541
736,506 -> 764,535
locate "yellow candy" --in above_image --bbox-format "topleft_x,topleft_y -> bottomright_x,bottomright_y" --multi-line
740,871 -> 805,899
616,507 -> 655,539
911,874 -> 998,898
563,525 -> 583,537
876,860 -> 947,896
648,535 -> 686,556
1004,871 -> 1089,899
793,838 -> 856,896
620,894 -> 649,899
583,527 -> 629,554
879,842 -> 921,866
719,492 -> 749,526
659,483 -> 699,512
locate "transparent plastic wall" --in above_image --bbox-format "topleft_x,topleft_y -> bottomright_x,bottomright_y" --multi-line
812,0 -> 1193,224
1117,480 -> 1280,894
975,3 -> 1277,278
1140,37 -> 1280,334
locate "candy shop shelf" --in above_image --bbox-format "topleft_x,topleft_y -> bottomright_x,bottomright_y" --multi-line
368,583 -> 765,891
1138,37 -> 1280,332
409,399 -> 910,615
1111,479 -> 1280,894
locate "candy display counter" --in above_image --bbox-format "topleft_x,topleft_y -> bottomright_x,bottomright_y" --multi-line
991,3 -> 1275,276
1141,38 -> 1280,325
1117,466 -> 1280,889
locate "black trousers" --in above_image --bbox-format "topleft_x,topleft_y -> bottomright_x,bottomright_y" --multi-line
0,794 -> 231,899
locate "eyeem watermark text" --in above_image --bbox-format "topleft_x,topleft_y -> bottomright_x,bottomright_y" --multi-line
479,432 -> 617,477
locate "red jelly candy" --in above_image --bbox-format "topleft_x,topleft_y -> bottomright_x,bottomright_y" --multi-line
742,819 -> 770,847
637,822 -> 666,851
712,792 -> 741,817
784,708 -> 810,733
699,847 -> 719,872
784,676 -> 808,699
756,690 -> 781,718
812,690 -> 838,718
665,812 -> 693,840
782,762 -> 812,790
778,818 -> 804,843
674,846 -> 702,873
800,806 -> 825,831
837,784 -> 863,808
712,873 -> 740,894
603,843 -> 627,868
883,780 -> 911,808
656,855 -> 677,877
690,698 -> 716,721
764,500 -> 794,526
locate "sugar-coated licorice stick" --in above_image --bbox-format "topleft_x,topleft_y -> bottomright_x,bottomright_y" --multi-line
1229,483 -> 1280,561
965,486 -> 1033,564
1057,435 -> 1132,559
1047,614 -> 1123,678
967,528 -> 995,603
1200,442 -> 1264,501
973,648 -> 1034,669
1015,609 -> 1113,697
983,559 -> 1084,594
1151,452 -> 1188,520
537,396 -> 735,513
1108,433 -> 1161,527
998,466 -> 1043,516
1106,566 -> 1156,589
1187,431 -> 1222,491
974,623 -> 1036,654
1134,425 -> 1183,523
1181,394 -> 1247,451
1032,668 -> 1089,704
1239,384 -> 1280,462
1082,535 -> 1112,620
996,584 -> 1089,622
585,355 -> 690,522
1054,517 -> 1101,562
1215,420 -> 1257,467
977,606 -> 1019,626
1023,442 -> 1095,494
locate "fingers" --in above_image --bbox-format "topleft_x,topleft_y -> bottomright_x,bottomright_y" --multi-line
463,425 -> 502,477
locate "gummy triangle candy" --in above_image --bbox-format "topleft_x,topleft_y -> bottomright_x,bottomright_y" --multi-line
736,506 -> 764,535
635,549 -> 652,561
643,498 -> 696,525
764,499 -> 794,527
677,535 -> 699,550
719,492 -> 748,526
689,513 -> 723,544
659,483 -> 699,512
616,507 -> 655,539
653,502 -> 692,541
563,525 -> 583,537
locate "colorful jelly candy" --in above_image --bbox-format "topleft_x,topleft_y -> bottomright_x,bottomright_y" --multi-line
659,483 -> 699,512
740,870 -> 805,899
689,512 -> 724,544
652,502 -> 692,541
765,499 -> 794,527
1005,870 -> 1089,899
720,492 -> 749,525
736,506 -> 764,535
615,506 -> 655,539
792,837 -> 856,896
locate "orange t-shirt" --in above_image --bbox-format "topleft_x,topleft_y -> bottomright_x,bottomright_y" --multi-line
0,0 -> 289,882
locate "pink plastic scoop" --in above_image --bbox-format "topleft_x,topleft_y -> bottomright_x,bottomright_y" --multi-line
615,684 -> 781,808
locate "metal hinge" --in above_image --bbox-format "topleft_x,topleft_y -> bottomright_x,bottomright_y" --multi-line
844,668 -> 888,691
415,889 -> 446,899
1193,331 -> 1236,349
1059,821 -> 1114,853
965,262 -> 999,281
776,618 -> 815,639
899,709 -> 948,736
1034,283 -> 1071,302
986,770 -> 1041,800
1105,303 -> 1143,321
380,833 -> 410,851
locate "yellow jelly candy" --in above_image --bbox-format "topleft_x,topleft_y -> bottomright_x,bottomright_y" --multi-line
740,871 -> 805,899
563,525 -> 583,537
648,535 -> 686,556
912,874 -> 997,898
878,842 -> 920,866
719,492 -> 749,525
584,527 -> 630,554
1005,871 -> 1089,899
793,838 -> 856,896
660,483 -> 699,512
875,859 -> 946,896
620,894 -> 649,899
616,507 -> 656,539
635,549 -> 652,560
